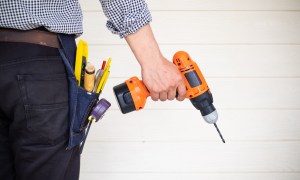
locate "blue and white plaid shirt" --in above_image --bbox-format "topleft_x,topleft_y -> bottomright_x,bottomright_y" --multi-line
0,0 -> 152,38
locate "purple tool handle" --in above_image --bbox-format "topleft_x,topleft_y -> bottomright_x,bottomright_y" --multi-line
89,98 -> 111,122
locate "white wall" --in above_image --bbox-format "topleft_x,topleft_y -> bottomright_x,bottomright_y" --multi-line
79,0 -> 300,179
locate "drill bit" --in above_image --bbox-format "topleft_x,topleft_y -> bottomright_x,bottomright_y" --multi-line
214,123 -> 225,143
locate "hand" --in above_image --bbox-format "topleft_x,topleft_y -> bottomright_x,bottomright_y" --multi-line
125,24 -> 186,101
141,55 -> 186,101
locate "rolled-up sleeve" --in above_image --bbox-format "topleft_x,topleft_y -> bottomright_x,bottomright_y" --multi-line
99,0 -> 152,38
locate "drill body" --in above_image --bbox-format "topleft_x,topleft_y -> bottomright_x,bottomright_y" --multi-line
113,51 -> 224,142
113,51 -> 217,123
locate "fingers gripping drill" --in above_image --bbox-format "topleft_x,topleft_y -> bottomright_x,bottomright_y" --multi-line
113,51 -> 225,143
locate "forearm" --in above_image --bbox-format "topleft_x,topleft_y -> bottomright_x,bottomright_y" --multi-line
125,24 -> 163,70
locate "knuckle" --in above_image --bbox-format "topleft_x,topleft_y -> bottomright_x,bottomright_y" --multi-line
151,88 -> 159,94
175,75 -> 183,82
169,82 -> 177,89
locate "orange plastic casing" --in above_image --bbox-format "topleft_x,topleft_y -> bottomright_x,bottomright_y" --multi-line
173,51 -> 209,99
125,76 -> 150,111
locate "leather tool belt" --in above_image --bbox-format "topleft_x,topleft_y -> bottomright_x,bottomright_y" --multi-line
0,28 -> 61,48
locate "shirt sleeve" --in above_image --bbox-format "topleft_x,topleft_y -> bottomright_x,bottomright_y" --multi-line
99,0 -> 152,38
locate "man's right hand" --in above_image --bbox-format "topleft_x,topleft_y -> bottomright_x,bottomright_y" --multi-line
125,24 -> 186,102
141,55 -> 186,101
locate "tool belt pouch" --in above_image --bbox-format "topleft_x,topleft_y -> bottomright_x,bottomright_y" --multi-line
58,34 -> 99,149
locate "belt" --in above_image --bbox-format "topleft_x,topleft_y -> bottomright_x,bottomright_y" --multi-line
0,28 -> 61,48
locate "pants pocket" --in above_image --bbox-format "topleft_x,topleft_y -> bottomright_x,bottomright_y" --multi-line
17,73 -> 69,144
24,103 -> 68,144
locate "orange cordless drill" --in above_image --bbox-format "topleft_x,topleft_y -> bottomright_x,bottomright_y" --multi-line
113,51 -> 225,143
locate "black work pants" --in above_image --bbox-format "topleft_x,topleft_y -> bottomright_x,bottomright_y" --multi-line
0,42 -> 80,180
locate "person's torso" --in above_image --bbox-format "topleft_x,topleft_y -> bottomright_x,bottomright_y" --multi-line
0,0 -> 83,35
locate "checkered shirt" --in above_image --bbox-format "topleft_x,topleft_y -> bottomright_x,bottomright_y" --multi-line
0,0 -> 152,38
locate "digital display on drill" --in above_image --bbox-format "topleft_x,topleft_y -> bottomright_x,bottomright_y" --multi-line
184,70 -> 202,88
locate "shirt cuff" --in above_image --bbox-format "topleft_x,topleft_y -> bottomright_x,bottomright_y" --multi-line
101,0 -> 152,38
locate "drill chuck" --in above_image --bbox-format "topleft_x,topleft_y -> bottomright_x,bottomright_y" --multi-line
203,110 -> 218,124
190,90 -> 218,124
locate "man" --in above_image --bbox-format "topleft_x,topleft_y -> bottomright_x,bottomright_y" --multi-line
0,0 -> 186,179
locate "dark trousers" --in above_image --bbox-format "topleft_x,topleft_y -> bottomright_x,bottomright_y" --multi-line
0,42 -> 80,180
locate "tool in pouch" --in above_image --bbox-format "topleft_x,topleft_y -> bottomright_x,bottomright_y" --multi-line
113,51 -> 225,143
75,40 -> 112,153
